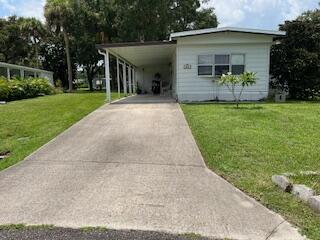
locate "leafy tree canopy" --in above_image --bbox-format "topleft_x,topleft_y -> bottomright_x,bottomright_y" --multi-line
270,8 -> 320,99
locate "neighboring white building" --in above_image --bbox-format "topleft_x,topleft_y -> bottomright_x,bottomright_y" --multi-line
97,27 -> 286,102
0,62 -> 54,85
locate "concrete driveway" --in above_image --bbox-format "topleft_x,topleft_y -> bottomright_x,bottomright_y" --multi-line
0,95 -> 304,240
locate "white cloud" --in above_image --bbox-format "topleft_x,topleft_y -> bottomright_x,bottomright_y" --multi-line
204,0 -> 318,29
0,0 -> 45,21
205,0 -> 246,27
0,0 -> 16,13
17,0 -> 45,21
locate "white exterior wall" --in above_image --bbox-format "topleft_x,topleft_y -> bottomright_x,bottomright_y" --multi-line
174,32 -> 273,102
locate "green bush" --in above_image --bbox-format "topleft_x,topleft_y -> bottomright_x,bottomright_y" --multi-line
0,78 -> 11,101
0,77 -> 55,102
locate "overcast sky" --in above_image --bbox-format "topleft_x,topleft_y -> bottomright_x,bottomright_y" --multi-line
0,0 -> 319,30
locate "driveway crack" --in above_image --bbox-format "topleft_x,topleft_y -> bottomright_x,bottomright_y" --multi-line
265,220 -> 286,240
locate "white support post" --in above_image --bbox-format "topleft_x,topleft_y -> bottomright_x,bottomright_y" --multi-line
132,68 -> 136,94
7,68 -> 10,80
20,70 -> 25,79
128,65 -> 132,94
104,50 -> 111,103
116,57 -> 121,99
122,63 -> 127,96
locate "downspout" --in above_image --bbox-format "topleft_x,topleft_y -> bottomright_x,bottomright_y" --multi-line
98,49 -> 112,103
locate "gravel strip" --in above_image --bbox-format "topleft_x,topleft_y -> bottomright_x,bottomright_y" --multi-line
0,227 -> 216,240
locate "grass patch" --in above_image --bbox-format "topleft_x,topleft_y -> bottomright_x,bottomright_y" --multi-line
180,233 -> 203,239
0,224 -> 54,230
80,226 -> 108,232
0,91 -> 124,171
181,102 -> 320,240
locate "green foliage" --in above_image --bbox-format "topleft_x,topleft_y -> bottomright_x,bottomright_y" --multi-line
0,77 -> 55,102
0,78 -> 11,101
271,8 -> 320,99
114,0 -> 218,41
45,0 -> 75,91
218,72 -> 257,107
0,16 -> 44,67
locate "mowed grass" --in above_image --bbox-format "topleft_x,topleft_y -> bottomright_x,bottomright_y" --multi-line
181,102 -> 320,240
0,92 -> 123,171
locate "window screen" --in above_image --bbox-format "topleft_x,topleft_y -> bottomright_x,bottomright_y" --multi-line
231,54 -> 245,75
215,55 -> 230,65
198,55 -> 213,76
198,66 -> 213,76
215,65 -> 230,76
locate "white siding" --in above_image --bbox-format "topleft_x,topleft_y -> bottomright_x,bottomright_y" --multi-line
175,32 -> 273,102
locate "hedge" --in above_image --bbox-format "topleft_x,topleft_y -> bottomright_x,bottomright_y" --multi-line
0,77 -> 55,102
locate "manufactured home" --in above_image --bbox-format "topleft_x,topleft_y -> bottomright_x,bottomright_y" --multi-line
97,27 -> 286,102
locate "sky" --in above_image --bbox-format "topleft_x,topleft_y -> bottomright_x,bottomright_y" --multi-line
0,0 -> 319,30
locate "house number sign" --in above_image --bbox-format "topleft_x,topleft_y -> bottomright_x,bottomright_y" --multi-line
183,64 -> 192,69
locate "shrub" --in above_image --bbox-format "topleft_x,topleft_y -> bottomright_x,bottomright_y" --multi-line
218,72 -> 257,108
0,77 -> 55,102
0,78 -> 11,101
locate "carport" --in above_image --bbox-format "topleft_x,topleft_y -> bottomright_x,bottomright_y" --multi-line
97,41 -> 176,102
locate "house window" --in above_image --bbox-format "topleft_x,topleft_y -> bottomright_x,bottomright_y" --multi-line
198,55 -> 213,76
231,54 -> 245,75
214,54 -> 230,76
197,54 -> 245,77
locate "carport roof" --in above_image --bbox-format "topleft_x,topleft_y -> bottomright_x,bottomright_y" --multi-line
96,41 -> 176,67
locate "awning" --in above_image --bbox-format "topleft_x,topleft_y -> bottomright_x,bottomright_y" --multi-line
97,41 -> 176,67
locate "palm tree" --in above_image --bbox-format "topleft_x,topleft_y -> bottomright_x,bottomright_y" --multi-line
21,18 -> 45,68
44,0 -> 74,91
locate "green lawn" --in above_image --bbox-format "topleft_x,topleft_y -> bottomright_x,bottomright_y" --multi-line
181,102 -> 320,240
0,91 -> 123,171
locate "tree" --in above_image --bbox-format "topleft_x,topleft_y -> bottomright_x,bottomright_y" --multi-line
45,0 -> 75,91
40,32 -> 77,88
114,0 -> 218,42
0,16 -> 31,65
193,8 -> 218,29
114,0 -> 170,41
20,18 -> 46,68
270,8 -> 320,99
219,72 -> 257,108
72,0 -> 115,91
169,0 -> 217,32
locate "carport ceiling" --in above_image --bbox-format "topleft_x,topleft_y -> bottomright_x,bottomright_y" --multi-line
98,42 -> 176,67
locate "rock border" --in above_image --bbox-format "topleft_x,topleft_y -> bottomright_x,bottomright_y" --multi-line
272,174 -> 320,214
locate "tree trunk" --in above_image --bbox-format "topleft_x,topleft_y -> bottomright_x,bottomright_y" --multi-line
87,68 -> 94,91
63,30 -> 73,92
35,44 -> 39,68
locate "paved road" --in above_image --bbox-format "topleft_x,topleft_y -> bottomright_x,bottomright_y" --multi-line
0,95 -> 304,240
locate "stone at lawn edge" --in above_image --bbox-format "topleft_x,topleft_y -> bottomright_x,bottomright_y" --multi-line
308,196 -> 320,214
292,184 -> 314,202
272,175 -> 293,192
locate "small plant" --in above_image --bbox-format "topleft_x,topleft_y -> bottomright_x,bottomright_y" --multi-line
218,71 -> 257,108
